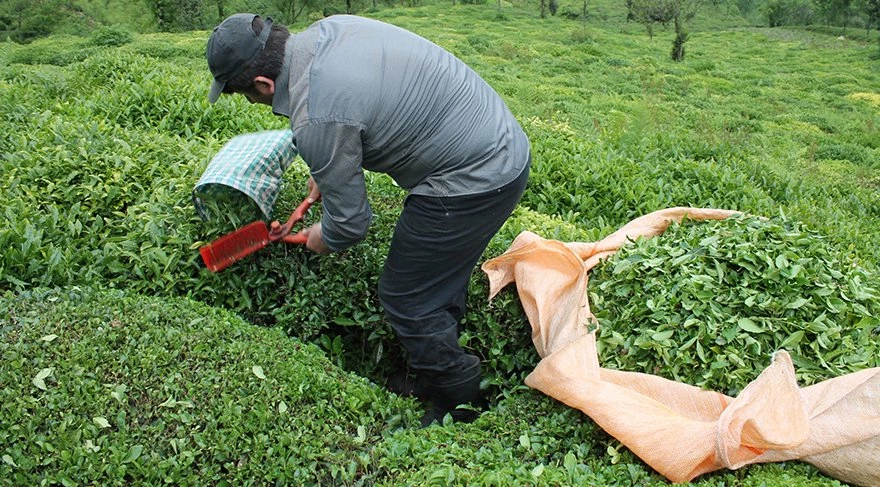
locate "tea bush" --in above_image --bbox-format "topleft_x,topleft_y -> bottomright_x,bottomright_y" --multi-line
87,26 -> 134,47
128,40 -> 196,59
4,38 -> 100,66
3,12 -> 879,386
1,5 -> 879,483
0,287 -> 418,484
70,51 -> 271,138
0,287 -> 847,486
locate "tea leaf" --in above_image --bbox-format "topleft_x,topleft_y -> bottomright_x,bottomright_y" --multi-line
122,444 -> 143,464
531,463 -> 545,478
737,318 -> 763,334
32,367 -> 53,390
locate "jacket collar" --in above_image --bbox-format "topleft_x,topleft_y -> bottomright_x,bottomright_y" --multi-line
271,37 -> 295,118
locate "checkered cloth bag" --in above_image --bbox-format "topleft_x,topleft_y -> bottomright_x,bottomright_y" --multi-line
193,129 -> 298,220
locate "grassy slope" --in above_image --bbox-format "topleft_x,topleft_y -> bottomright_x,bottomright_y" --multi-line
1,0 -> 878,484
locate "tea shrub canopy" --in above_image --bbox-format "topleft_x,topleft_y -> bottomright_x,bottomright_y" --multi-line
1,0 -> 879,483
0,287 -> 849,486
0,287 -> 418,485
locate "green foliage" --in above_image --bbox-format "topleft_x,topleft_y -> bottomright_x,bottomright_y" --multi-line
0,287 -> 846,485
814,139 -> 873,166
368,398 -> 605,485
147,0 -> 206,32
815,0 -> 856,29
4,36 -> 101,66
0,287 -> 419,484
626,0 -> 676,37
671,21 -> 688,60
625,0 -> 699,59
0,0 -> 59,42
591,215 -> 880,395
87,26 -> 134,47
762,0 -> 816,26
1,6 -> 879,484
128,39 -> 194,59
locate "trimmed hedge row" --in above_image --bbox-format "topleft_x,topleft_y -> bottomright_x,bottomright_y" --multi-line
0,13 -> 877,486
1,287 -> 418,485
0,287 -> 846,486
3,21 -> 880,395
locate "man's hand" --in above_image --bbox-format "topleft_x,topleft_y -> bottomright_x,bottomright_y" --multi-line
303,177 -> 329,253
302,222 -> 331,254
306,176 -> 322,204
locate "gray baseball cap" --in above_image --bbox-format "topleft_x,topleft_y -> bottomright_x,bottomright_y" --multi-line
206,13 -> 273,103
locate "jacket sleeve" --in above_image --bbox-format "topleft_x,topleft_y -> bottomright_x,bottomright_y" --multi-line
295,121 -> 372,252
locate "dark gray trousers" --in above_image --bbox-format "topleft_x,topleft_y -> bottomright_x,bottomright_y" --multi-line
378,163 -> 529,376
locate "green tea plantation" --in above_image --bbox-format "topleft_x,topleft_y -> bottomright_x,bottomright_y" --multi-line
1,0 -> 878,484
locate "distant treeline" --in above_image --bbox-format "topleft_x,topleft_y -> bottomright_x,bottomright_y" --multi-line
753,0 -> 880,32
1,0 -> 878,43
0,0 -> 471,42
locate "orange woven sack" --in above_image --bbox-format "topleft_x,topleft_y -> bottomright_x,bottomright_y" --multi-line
482,207 -> 880,485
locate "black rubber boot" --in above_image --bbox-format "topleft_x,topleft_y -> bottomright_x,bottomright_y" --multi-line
420,354 -> 483,427
386,370 -> 429,400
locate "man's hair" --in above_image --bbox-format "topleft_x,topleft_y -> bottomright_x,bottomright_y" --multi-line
223,17 -> 290,95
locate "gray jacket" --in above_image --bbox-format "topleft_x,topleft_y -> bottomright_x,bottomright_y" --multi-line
272,15 -> 530,251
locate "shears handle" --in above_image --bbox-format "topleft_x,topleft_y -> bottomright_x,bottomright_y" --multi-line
280,231 -> 308,245
268,198 -> 313,242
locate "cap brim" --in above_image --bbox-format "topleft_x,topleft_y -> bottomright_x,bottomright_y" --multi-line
208,79 -> 225,104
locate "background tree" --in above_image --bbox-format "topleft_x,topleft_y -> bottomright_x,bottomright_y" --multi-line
626,0 -> 702,60
735,0 -> 757,18
670,0 -> 692,61
761,0 -> 815,26
582,0 -> 590,27
626,0 -> 674,38
816,0 -> 855,31
268,0 -> 322,22
147,0 -> 204,31
860,0 -> 880,35
0,0 -> 62,42
539,0 -> 560,17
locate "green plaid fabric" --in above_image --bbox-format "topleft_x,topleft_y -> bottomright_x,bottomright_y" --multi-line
193,129 -> 298,220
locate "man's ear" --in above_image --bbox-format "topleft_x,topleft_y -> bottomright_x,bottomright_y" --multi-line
253,76 -> 275,96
